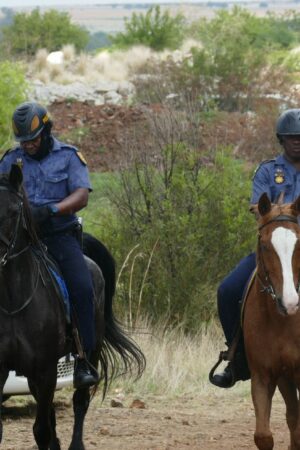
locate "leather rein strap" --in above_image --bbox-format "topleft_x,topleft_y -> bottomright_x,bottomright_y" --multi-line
258,214 -> 298,231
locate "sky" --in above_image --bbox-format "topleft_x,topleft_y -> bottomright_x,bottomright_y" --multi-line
0,0 -> 246,6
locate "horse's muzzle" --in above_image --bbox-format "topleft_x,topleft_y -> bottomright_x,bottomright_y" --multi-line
276,296 -> 299,316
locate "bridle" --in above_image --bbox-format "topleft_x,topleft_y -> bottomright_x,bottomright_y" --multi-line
0,184 -> 42,316
257,214 -> 300,301
0,185 -> 30,267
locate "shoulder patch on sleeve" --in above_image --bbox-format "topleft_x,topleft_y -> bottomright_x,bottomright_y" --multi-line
60,143 -> 87,166
76,151 -> 87,166
252,159 -> 275,180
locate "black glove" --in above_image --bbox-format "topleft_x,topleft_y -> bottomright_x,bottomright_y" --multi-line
30,205 -> 51,225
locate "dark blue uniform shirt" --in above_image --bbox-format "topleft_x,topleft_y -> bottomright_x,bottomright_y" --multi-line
251,154 -> 300,204
0,137 -> 92,233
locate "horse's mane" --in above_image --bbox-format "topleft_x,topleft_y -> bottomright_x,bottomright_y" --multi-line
21,186 -> 40,247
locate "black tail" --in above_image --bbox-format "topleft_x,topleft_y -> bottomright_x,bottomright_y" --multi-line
83,233 -> 146,392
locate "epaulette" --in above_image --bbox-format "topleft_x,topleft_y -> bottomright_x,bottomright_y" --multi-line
252,159 -> 275,180
61,144 -> 87,166
0,148 -> 12,162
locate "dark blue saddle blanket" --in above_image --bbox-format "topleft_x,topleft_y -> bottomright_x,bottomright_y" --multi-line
49,267 -> 70,321
32,246 -> 71,322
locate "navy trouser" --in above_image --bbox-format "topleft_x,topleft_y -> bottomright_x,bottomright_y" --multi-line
43,233 -> 95,352
217,253 -> 256,345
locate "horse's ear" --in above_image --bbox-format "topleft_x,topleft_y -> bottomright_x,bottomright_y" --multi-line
258,193 -> 272,216
9,164 -> 23,192
277,190 -> 285,205
291,196 -> 300,215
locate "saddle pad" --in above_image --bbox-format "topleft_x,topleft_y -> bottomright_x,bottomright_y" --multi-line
32,246 -> 71,323
49,267 -> 71,322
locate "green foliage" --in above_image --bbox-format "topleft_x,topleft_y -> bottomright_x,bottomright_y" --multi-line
187,7 -> 272,111
191,7 -> 297,52
98,145 -> 255,330
1,8 -> 89,56
0,61 -> 27,149
134,7 -> 291,112
111,5 -> 186,51
86,31 -> 111,52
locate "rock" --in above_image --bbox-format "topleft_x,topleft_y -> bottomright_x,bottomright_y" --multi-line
104,91 -> 123,105
117,80 -> 136,96
29,80 -> 128,106
130,399 -> 146,409
94,81 -> 119,94
47,51 -> 64,65
110,399 -> 123,408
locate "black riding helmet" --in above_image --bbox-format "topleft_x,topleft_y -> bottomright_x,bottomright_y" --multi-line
12,102 -> 50,142
276,109 -> 300,137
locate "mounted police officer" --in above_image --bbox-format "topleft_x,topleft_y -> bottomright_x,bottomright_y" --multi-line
211,108 -> 300,388
0,101 -> 99,389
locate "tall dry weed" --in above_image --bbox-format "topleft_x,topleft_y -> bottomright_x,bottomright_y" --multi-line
114,317 -> 226,396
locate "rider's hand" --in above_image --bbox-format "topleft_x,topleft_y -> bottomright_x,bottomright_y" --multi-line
30,205 -> 51,225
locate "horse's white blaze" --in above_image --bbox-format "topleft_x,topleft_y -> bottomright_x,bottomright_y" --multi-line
271,227 -> 299,315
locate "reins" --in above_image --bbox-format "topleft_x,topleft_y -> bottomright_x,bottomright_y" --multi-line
0,186 -> 30,267
0,184 -> 40,315
0,255 -> 42,316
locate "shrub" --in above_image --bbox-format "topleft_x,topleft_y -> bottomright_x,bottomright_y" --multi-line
1,8 -> 89,57
100,108 -> 255,330
0,61 -> 27,149
111,5 -> 186,51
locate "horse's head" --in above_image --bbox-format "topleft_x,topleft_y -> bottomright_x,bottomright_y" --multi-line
0,164 -> 33,267
252,193 -> 300,316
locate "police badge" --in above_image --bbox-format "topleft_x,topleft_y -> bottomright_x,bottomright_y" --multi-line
274,169 -> 285,184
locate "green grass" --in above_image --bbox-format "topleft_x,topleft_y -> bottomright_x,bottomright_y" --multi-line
81,171 -> 120,239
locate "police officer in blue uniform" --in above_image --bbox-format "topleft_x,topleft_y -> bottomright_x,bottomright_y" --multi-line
211,108 -> 300,388
0,101 -> 99,389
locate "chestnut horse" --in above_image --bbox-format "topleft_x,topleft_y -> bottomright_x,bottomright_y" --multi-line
244,192 -> 300,450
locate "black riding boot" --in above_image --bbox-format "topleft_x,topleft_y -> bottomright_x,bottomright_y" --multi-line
211,350 -> 250,388
73,355 -> 100,389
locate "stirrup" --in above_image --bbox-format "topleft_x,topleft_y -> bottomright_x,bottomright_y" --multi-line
209,350 -> 229,384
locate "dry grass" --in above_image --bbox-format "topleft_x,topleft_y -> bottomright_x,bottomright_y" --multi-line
29,40 -> 202,84
113,317 -> 250,399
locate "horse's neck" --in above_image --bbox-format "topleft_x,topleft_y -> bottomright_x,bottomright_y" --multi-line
1,246 -> 37,311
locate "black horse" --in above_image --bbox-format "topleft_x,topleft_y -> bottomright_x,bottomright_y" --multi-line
0,164 -> 145,450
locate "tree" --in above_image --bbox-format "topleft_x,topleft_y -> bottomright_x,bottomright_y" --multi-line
1,8 -> 89,57
188,7 -> 288,111
111,5 -> 186,51
0,61 -> 27,149
105,108 -> 254,328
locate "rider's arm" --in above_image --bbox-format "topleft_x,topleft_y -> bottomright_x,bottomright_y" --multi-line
54,187 -> 89,215
250,163 -> 272,205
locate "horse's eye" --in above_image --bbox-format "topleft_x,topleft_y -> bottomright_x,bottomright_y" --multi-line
261,244 -> 270,252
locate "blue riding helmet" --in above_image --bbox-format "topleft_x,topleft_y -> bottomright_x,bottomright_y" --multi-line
276,109 -> 300,137
12,102 -> 50,143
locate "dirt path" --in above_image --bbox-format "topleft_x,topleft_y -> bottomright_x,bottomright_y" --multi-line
0,385 -> 291,450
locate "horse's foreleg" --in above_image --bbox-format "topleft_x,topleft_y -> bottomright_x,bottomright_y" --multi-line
28,367 -> 60,450
277,377 -> 299,450
251,374 -> 276,450
68,387 -> 91,450
0,369 -> 9,443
